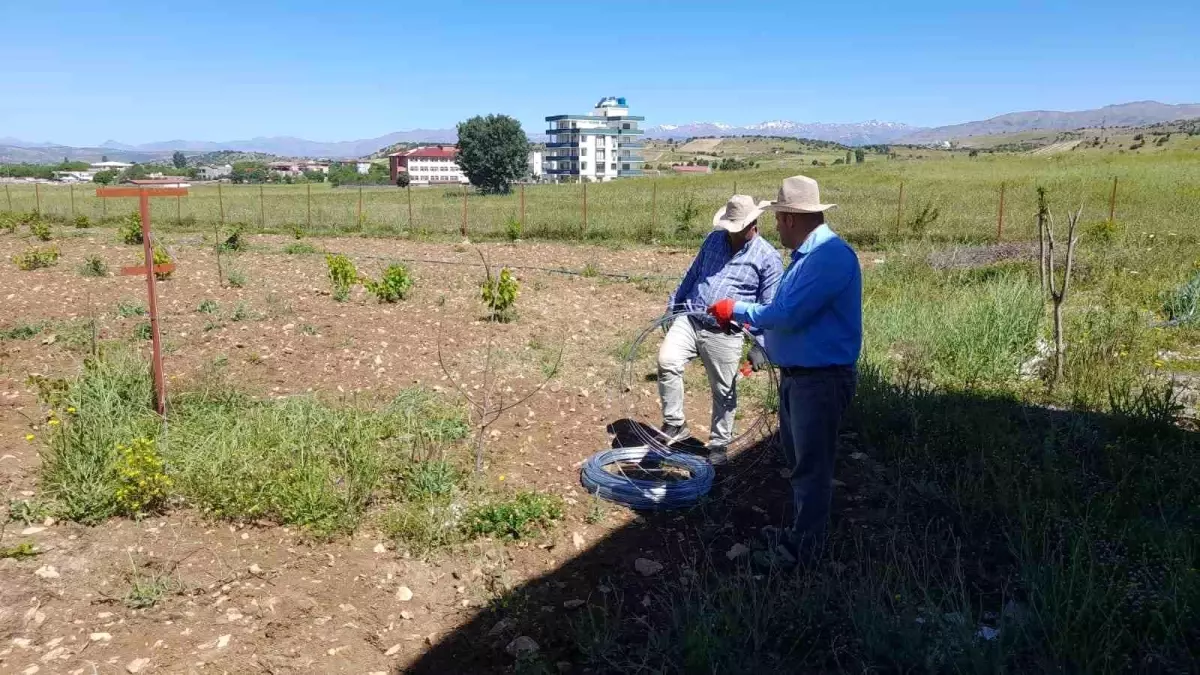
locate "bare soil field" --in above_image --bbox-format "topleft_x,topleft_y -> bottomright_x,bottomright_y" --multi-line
0,230 -> 788,674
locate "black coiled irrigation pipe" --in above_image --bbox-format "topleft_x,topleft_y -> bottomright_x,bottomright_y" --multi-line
580,309 -> 778,509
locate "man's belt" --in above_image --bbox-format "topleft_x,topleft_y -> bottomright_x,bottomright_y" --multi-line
778,365 -> 856,377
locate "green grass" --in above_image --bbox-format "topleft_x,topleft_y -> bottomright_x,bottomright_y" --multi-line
38,350 -> 469,537
283,241 -> 318,254
79,255 -> 109,277
6,150 -> 1198,245
463,491 -> 564,540
0,322 -> 45,341
116,300 -> 147,317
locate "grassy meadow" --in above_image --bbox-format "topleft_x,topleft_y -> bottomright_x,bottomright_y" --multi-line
5,148 -> 1199,246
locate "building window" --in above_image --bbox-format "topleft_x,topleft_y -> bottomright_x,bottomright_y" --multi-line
580,147 -> 588,156
622,164 -> 629,170
581,162 -> 588,170
622,123 -> 630,130
611,163 -> 617,170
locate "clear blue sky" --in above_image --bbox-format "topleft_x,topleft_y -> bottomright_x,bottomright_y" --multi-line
4,0 -> 1197,145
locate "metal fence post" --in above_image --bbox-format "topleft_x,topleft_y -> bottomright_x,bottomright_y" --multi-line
461,184 -> 468,239
217,181 -> 225,225
306,182 -> 312,230
357,186 -> 363,229
1109,176 -> 1118,223
35,183 -> 41,215
582,180 -> 588,236
4,184 -> 10,211
996,182 -> 1005,241
895,181 -> 904,232
259,185 -> 265,228
406,182 -> 413,228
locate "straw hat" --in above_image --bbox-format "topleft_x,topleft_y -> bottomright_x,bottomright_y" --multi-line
764,175 -> 836,213
713,194 -> 769,232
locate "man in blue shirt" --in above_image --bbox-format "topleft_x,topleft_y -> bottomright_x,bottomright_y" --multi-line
709,175 -> 861,562
659,195 -> 783,464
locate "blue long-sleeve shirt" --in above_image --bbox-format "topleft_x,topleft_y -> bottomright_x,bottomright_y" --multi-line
732,224 -> 862,368
668,231 -> 783,335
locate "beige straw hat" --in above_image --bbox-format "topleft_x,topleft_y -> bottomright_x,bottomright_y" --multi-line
712,194 -> 769,232
764,175 -> 836,213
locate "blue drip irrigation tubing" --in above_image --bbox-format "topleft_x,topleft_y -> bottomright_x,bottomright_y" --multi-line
581,308 -> 778,509
580,446 -> 715,510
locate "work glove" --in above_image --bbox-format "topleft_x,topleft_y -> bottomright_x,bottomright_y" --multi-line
708,298 -> 735,329
748,344 -> 769,372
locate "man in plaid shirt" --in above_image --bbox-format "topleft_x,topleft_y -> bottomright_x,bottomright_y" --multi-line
659,195 -> 783,464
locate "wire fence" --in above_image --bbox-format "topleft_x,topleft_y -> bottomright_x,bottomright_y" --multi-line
1,166 -> 1179,247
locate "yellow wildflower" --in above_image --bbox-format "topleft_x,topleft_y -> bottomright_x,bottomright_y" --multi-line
24,433 -> 35,441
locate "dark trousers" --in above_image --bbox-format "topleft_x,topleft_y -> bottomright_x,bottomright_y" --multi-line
778,367 -> 857,556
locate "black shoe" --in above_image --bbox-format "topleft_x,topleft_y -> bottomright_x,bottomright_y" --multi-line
658,422 -> 689,445
706,445 -> 728,466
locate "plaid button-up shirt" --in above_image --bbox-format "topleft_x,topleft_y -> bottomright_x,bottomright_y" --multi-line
668,231 -> 784,332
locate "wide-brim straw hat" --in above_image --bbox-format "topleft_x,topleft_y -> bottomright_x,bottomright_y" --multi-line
764,175 -> 836,213
713,194 -> 770,232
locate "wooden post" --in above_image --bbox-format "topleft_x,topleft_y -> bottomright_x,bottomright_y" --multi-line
520,183 -> 526,226
1108,176 -> 1118,223
70,184 -> 75,218
138,191 -> 166,414
259,185 -> 265,228
4,184 -> 10,211
357,186 -> 363,228
582,180 -> 588,236
895,181 -> 904,232
460,184 -> 468,239
996,182 -> 1006,241
733,180 -> 738,194
217,181 -> 225,225
306,182 -> 312,230
406,182 -> 413,227
96,186 -> 187,416
102,194 -> 107,219
176,195 -> 181,224
34,183 -> 41,215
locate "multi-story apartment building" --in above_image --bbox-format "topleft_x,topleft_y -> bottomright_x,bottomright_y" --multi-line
543,97 -> 644,182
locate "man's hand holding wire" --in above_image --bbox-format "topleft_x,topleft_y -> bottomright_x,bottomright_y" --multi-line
708,298 -> 735,329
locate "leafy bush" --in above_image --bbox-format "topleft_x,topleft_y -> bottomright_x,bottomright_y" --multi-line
226,268 -> 246,288
28,215 -> 52,241
117,300 -> 147,317
73,214 -> 90,228
13,245 -> 60,270
1162,270 -> 1200,326
133,321 -> 152,340
152,243 -> 173,280
363,263 -> 414,303
674,194 -> 701,236
463,491 -> 563,539
907,203 -> 940,235
80,255 -> 108,277
1086,218 -> 1121,243
283,242 -> 317,254
114,438 -> 172,516
0,211 -> 18,233
326,254 -> 359,301
504,215 -> 522,242
481,267 -> 519,322
221,223 -> 247,252
118,213 -> 143,245
197,299 -> 219,314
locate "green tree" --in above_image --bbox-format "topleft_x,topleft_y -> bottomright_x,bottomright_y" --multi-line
230,162 -> 269,184
93,170 -> 117,185
456,114 -> 529,194
395,171 -> 410,188
854,148 -> 865,163
172,151 -> 187,169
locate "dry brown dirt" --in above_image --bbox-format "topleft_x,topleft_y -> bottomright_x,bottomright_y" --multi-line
0,231 -> 784,674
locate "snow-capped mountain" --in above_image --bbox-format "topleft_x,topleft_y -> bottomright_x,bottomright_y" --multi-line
644,119 -> 921,145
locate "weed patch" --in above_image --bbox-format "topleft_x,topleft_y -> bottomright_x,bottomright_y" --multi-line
463,491 -> 563,539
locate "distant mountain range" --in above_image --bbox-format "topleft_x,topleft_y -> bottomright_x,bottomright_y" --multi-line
3,101 -> 1198,163
643,120 -> 917,144
896,101 -> 1200,144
